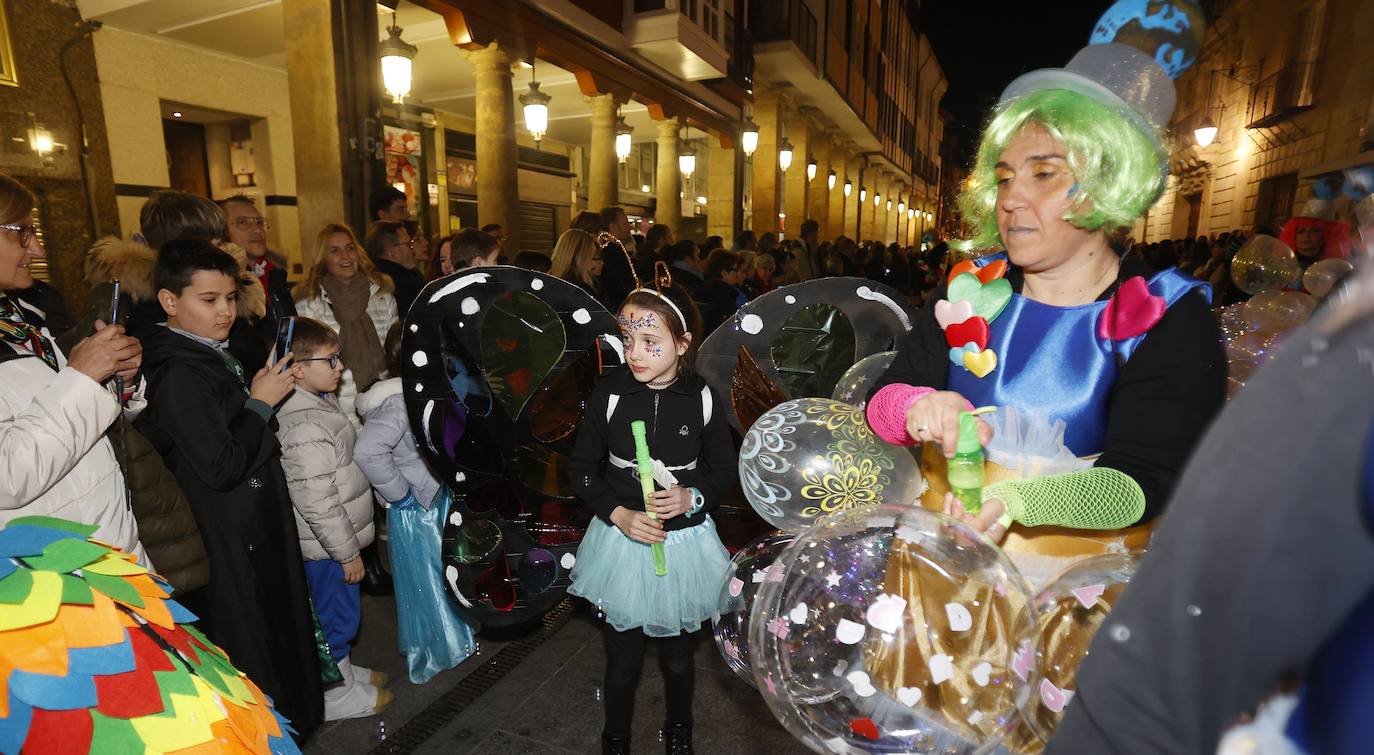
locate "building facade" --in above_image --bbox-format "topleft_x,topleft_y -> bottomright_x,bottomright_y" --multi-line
2,0 -> 949,295
1142,0 -> 1374,242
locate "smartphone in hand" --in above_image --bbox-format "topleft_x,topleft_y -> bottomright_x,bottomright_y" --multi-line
273,316 -> 297,371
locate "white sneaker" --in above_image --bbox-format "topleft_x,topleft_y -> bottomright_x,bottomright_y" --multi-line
324,658 -> 394,721
349,662 -> 389,688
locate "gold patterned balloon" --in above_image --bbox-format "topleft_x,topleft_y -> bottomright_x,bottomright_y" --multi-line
738,398 -> 924,532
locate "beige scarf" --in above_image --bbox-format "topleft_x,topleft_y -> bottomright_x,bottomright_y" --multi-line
319,274 -> 386,391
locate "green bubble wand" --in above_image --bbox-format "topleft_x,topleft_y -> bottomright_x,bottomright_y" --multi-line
631,420 -> 669,577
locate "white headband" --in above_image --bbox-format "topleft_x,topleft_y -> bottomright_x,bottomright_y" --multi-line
634,287 -> 688,332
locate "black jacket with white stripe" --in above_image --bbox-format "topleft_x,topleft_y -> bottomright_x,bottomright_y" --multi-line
567,365 -> 736,531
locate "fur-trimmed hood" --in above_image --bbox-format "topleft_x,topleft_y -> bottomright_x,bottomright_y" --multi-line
84,237 -> 266,320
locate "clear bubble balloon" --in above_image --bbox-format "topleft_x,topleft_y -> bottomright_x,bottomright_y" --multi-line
749,504 -> 1038,754
1012,554 -> 1139,752
712,531 -> 795,687
739,398 -> 924,533
1303,258 -> 1355,298
1231,235 -> 1299,294
830,352 -> 897,410
1245,290 -> 1313,329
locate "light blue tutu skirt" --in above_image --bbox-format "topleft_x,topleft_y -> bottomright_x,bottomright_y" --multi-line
569,515 -> 730,638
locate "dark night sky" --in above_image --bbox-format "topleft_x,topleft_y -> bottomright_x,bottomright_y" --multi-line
923,1 -> 1117,165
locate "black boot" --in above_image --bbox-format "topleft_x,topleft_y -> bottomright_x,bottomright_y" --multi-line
600,733 -> 630,755
358,542 -> 393,597
662,722 -> 693,755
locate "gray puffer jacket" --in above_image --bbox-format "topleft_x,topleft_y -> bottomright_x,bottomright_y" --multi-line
276,388 -> 375,562
354,377 -> 440,507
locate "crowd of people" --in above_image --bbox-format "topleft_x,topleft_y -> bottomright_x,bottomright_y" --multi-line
0,142 -> 1364,754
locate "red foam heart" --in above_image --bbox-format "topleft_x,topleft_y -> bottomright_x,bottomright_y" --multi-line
850,717 -> 881,741
948,259 -> 976,281
976,259 -> 1009,283
945,316 -> 990,351
94,666 -> 165,718
1097,276 -> 1166,341
947,258 -> 1008,284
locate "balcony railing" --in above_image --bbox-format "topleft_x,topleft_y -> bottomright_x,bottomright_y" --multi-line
1246,60 -> 1317,129
748,0 -> 819,68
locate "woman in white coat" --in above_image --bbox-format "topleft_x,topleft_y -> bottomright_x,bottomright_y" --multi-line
0,172 -> 148,561
294,223 -> 398,428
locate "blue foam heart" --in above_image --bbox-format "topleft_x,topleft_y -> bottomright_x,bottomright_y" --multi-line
948,343 -> 979,366
0,525 -> 80,559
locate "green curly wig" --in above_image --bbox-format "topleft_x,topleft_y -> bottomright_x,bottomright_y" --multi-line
957,88 -> 1168,252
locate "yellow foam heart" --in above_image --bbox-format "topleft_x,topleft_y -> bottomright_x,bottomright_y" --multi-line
963,349 -> 998,378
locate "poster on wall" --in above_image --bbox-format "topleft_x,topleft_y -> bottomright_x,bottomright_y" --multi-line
384,125 -> 422,209
446,156 -> 476,195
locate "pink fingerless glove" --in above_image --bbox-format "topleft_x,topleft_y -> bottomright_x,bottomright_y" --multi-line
866,384 -> 936,445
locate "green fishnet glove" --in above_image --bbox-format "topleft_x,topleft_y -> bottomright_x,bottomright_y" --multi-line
985,467 -> 1146,530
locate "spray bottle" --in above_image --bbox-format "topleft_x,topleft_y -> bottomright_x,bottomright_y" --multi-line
631,420 -> 669,576
947,406 -> 996,514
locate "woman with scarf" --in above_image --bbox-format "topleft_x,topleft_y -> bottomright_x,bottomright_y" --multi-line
294,223 -> 398,429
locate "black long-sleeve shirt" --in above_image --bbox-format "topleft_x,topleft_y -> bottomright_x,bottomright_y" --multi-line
871,257 -> 1228,522
567,367 -> 736,531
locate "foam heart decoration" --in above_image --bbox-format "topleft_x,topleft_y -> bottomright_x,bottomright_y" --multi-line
934,298 -> 975,329
963,349 -> 998,378
789,602 -> 809,624
949,258 -> 1009,284
835,618 -> 865,645
1072,583 -> 1107,609
948,343 -> 979,367
972,662 -> 992,687
846,671 -> 876,698
948,273 -> 1013,323
1040,679 -> 1072,713
897,687 -> 923,706
1097,276 -> 1166,341
1012,639 -> 1035,682
929,654 -> 954,684
945,602 -> 973,632
865,593 -> 906,634
945,316 -> 989,351
728,577 -> 743,597
850,718 -> 880,740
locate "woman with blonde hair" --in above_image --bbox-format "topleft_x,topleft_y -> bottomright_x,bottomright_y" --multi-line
294,223 -> 397,428
549,228 -> 608,308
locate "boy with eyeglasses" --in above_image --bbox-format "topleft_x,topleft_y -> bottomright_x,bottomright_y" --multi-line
273,316 -> 391,720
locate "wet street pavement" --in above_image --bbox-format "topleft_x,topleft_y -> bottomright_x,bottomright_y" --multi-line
304,594 -> 798,754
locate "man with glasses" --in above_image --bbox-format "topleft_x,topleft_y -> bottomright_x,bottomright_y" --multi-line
369,186 -> 409,224
364,220 -> 423,316
218,195 -> 295,342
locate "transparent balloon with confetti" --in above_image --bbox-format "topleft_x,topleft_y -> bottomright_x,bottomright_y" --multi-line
1231,235 -> 1300,295
712,530 -> 796,687
749,504 -> 1038,754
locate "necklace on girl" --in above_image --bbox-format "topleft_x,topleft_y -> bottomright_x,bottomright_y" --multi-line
648,376 -> 677,388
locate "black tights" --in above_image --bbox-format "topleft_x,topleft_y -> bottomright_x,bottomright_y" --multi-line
601,623 -> 698,737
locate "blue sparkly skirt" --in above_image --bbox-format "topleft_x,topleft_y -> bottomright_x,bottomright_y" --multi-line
569,516 -> 730,637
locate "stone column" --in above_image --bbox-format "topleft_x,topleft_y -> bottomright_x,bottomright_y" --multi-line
846,162 -> 862,241
751,90 -> 783,234
807,128 -> 831,240
860,170 -> 878,242
783,109 -> 811,239
707,139 -> 738,243
829,145 -> 849,241
467,43 -> 521,252
284,0 -> 348,267
654,118 -> 682,229
587,93 -> 620,212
